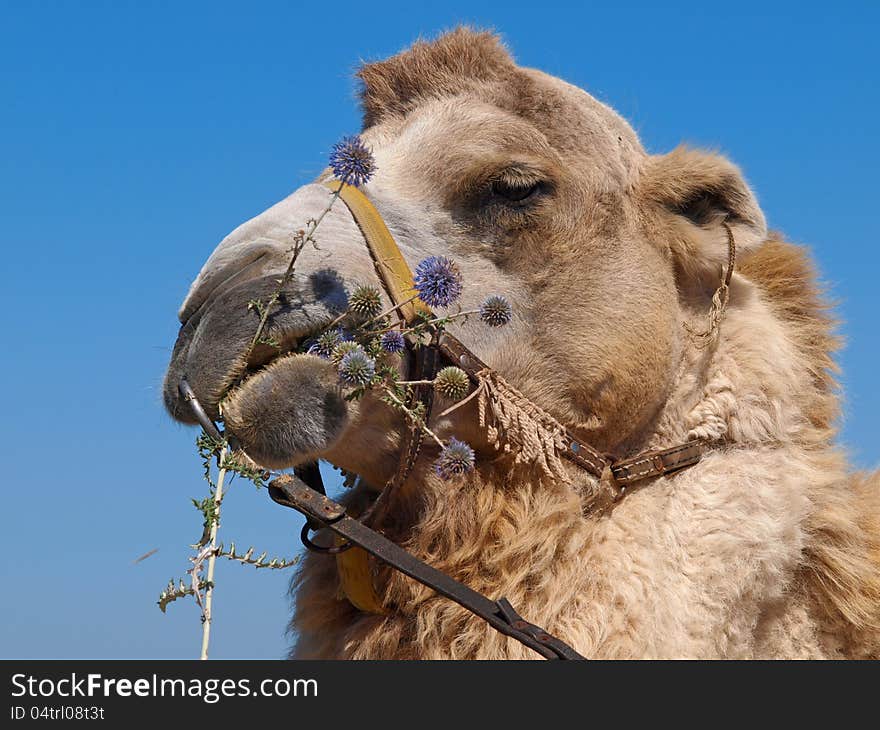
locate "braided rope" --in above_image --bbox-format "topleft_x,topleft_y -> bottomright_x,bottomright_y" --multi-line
684,220 -> 737,348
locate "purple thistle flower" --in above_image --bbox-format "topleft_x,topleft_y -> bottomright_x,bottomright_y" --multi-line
413,256 -> 463,308
434,438 -> 476,481
329,135 -> 376,187
479,295 -> 513,327
380,330 -> 406,354
338,348 -> 376,387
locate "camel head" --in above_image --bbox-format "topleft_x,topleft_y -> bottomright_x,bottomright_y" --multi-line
163,28 -> 769,488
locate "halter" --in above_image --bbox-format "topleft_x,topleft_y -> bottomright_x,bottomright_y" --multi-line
180,180 -> 716,660
327,179 -> 705,492
311,179 -> 707,616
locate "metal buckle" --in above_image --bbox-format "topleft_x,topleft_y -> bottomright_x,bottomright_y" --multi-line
299,523 -> 353,554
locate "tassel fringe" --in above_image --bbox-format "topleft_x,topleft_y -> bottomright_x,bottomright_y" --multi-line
476,369 -> 571,484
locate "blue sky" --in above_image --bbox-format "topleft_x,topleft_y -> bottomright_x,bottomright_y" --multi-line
1,0 -> 876,658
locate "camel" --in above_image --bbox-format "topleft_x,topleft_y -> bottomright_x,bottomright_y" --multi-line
163,29 -> 880,659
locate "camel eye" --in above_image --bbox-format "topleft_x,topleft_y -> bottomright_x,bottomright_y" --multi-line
491,179 -> 541,203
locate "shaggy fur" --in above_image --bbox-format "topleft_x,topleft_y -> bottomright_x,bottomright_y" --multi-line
164,28 -> 880,659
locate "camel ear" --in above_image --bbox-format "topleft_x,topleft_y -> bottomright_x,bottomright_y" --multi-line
639,146 -> 767,275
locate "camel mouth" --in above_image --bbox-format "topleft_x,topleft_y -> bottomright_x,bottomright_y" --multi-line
164,288 -> 343,427
166,259 -> 354,428
167,321 -> 330,430
243,326 -> 313,372
219,342 -> 350,470
235,321 -> 331,388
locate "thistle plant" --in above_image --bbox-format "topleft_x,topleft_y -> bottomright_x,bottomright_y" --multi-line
412,256 -> 463,308
348,284 -> 383,318
329,136 -> 377,187
434,366 -> 470,400
160,133 -> 513,657
303,245 -> 514,479
308,328 -> 344,359
380,330 -> 405,354
434,438 -> 477,480
246,135 -> 375,355
479,295 -> 513,327
159,135 -> 376,659
338,348 -> 377,387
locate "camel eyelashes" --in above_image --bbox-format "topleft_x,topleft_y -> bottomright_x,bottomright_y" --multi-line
490,179 -> 543,204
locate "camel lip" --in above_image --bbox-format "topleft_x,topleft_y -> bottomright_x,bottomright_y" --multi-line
237,319 -> 332,385
170,338 -> 315,428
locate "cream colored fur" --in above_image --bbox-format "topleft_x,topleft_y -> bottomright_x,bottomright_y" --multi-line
164,29 -> 880,659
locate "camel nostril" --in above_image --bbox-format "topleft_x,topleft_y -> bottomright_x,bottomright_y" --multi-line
178,247 -> 273,325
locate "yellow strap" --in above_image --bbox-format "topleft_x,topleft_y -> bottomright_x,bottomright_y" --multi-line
334,539 -> 387,614
323,179 -> 434,615
323,180 -> 432,324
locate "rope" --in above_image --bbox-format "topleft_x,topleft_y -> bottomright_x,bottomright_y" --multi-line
476,369 -> 571,483
684,220 -> 737,347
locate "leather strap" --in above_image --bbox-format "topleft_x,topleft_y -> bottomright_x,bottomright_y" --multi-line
612,439 -> 705,484
438,331 -> 704,484
334,535 -> 386,614
362,341 -> 441,526
271,473 -> 586,660
324,180 -> 439,611
333,340 -> 444,615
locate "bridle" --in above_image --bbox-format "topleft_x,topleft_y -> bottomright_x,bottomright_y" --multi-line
180,179 -> 716,660
321,179 -> 706,511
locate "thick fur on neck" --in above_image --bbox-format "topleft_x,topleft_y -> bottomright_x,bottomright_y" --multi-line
289,234 -> 880,659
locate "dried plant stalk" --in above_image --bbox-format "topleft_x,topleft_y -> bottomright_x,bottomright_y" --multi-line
199,443 -> 229,660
